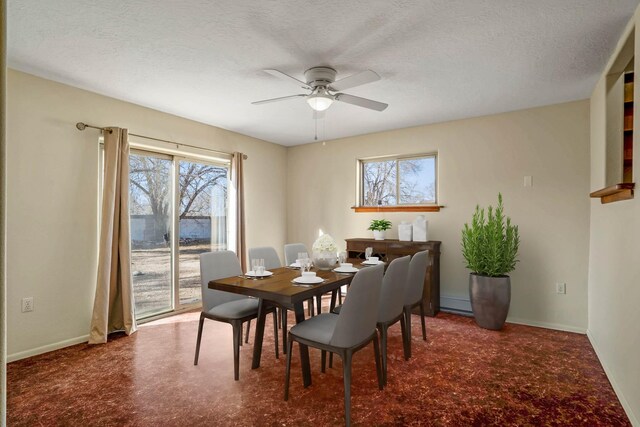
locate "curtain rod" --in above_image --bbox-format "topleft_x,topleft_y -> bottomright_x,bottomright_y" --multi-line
75,122 -> 247,160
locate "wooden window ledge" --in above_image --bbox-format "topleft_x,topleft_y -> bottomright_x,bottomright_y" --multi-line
590,183 -> 635,204
351,205 -> 443,213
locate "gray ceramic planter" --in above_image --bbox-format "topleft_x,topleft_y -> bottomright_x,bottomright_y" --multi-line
469,273 -> 511,330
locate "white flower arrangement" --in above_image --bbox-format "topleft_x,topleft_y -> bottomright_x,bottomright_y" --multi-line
312,234 -> 338,254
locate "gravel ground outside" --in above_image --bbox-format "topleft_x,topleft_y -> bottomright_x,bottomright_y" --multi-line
131,241 -> 222,318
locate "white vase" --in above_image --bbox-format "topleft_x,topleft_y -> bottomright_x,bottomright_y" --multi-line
373,230 -> 386,240
312,252 -> 337,270
398,222 -> 412,241
413,215 -> 428,242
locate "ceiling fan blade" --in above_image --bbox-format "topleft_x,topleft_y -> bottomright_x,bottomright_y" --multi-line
251,94 -> 307,105
263,69 -> 311,89
328,70 -> 380,92
335,93 -> 388,111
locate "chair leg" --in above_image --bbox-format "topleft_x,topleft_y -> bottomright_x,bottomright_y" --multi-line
244,319 -> 251,344
329,352 -> 333,368
194,314 -> 205,365
404,307 -> 412,360
282,309 -> 288,354
284,335 -> 294,401
373,334 -> 383,390
338,286 -> 343,305
278,308 -> 282,329
380,326 -> 388,386
272,310 -> 279,359
400,314 -> 409,361
232,321 -> 241,381
419,301 -> 427,341
316,295 -> 322,315
321,350 -> 326,373
343,350 -> 352,427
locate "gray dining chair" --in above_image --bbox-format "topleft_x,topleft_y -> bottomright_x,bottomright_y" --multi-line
248,246 -> 282,270
376,255 -> 410,385
284,243 -> 324,316
284,264 -> 384,427
194,250 -> 278,381
402,250 -> 430,359
329,256 -> 410,386
284,243 -> 308,266
245,246 -> 283,343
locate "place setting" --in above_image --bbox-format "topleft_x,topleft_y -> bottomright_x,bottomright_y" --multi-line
333,251 -> 359,274
292,255 -> 325,287
241,258 -> 273,279
361,247 -> 384,266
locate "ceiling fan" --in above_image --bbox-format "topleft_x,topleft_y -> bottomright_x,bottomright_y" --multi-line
252,66 -> 388,112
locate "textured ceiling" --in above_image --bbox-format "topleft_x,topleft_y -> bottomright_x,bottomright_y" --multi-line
7,0 -> 640,146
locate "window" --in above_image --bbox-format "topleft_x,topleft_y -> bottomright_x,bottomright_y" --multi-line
357,154 -> 438,211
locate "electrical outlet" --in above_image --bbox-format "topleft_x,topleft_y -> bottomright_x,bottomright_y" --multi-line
21,297 -> 34,312
556,283 -> 566,294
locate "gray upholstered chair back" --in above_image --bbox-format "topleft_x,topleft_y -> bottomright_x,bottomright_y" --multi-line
377,256 -> 411,323
199,251 -> 245,312
404,250 -> 429,306
284,243 -> 309,265
248,246 -> 281,270
330,264 -> 384,348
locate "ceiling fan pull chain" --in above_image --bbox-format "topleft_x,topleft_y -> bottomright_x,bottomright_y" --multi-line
314,116 -> 318,140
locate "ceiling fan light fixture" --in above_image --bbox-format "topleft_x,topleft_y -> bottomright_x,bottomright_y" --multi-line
306,88 -> 334,111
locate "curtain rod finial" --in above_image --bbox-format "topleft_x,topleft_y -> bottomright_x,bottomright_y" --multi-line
76,122 -> 87,131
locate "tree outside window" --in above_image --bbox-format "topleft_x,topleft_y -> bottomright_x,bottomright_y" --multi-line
361,155 -> 436,206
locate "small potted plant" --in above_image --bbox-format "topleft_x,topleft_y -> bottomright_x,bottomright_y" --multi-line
461,194 -> 519,330
368,219 -> 392,240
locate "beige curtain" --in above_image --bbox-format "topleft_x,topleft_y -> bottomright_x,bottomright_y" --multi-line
232,152 -> 247,271
89,128 -> 136,344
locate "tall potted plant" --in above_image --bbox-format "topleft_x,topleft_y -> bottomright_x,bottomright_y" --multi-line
368,219 -> 392,240
461,194 -> 519,330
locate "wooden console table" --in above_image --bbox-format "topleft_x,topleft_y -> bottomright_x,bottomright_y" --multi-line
345,238 -> 441,316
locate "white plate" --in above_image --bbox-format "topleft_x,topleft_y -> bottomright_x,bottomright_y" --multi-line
361,260 -> 382,266
334,267 -> 359,273
245,270 -> 274,278
289,263 -> 301,268
293,276 -> 324,284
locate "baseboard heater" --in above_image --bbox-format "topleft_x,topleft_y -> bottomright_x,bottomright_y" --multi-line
440,295 -> 473,316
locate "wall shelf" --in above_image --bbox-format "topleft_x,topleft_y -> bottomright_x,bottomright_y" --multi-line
590,183 -> 635,204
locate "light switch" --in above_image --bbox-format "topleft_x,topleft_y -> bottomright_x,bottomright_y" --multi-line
524,176 -> 533,187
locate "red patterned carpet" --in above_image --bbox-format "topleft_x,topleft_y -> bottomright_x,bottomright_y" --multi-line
7,309 -> 630,426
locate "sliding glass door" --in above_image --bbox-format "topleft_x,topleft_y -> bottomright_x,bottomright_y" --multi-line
128,150 -> 229,320
129,152 -> 174,318
177,160 -> 229,305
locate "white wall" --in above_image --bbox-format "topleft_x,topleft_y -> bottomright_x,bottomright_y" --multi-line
6,70 -> 287,359
287,100 -> 591,332
588,10 -> 640,425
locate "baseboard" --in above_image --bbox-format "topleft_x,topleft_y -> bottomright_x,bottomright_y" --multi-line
7,334 -> 89,363
587,330 -> 639,426
440,295 -> 585,334
506,317 -> 586,334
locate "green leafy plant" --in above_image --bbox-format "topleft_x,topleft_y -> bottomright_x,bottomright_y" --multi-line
368,219 -> 392,231
461,194 -> 520,277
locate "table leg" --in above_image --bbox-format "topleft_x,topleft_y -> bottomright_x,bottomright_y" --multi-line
293,302 -> 312,388
251,298 -> 268,370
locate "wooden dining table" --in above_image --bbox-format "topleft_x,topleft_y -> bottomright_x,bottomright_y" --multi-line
208,263 -> 367,387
